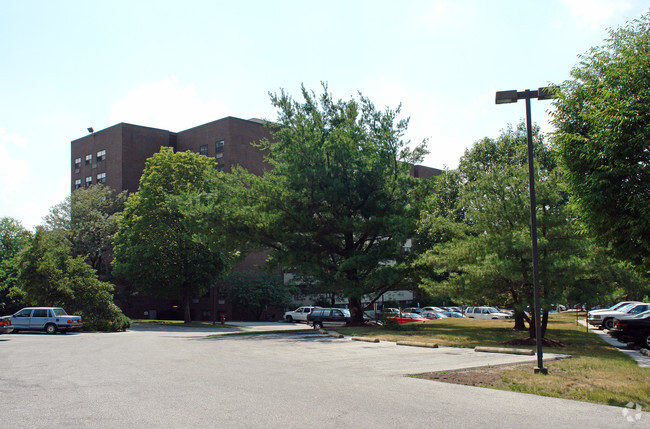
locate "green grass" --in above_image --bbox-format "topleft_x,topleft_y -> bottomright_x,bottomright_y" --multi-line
337,313 -> 650,408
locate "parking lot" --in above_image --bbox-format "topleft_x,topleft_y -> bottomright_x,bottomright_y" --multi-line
1,325 -> 645,428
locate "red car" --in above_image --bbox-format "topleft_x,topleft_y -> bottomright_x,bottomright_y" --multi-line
386,313 -> 429,324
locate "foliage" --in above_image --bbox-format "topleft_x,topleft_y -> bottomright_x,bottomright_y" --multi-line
414,123 -> 645,335
223,271 -> 297,320
221,84 -> 429,324
552,13 -> 650,275
112,147 -> 237,322
0,217 -> 31,314
41,184 -> 127,277
16,228 -> 129,331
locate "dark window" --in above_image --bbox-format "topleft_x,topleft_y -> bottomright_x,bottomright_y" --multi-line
96,150 -> 106,162
97,173 -> 106,184
216,165 -> 225,172
215,140 -> 225,152
200,145 -> 208,155
32,309 -> 48,317
74,179 -> 81,189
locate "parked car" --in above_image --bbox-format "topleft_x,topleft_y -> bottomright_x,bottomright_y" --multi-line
421,306 -> 446,313
386,313 -> 429,324
441,311 -> 466,318
420,311 -> 444,320
589,301 -> 641,315
465,307 -> 511,319
284,306 -> 318,323
402,307 -> 424,314
0,316 -> 14,334
307,308 -> 351,329
609,310 -> 650,348
587,303 -> 650,330
10,307 -> 82,334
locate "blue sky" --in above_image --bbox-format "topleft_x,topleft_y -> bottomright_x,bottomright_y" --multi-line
1,0 -> 648,229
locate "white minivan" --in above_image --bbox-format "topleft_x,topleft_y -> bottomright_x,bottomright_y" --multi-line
465,306 -> 510,319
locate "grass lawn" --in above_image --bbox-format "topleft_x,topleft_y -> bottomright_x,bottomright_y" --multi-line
337,312 -> 649,408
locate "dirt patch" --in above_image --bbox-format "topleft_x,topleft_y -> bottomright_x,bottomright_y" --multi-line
420,362 -> 531,388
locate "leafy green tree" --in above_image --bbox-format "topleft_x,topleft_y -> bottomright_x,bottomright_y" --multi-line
0,217 -> 31,313
112,147 -> 237,323
224,271 -> 297,320
221,85 -> 428,324
41,184 -> 127,277
16,228 -> 129,331
415,124 -> 642,336
552,13 -> 650,274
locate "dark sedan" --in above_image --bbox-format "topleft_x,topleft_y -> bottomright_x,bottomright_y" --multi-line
609,310 -> 650,348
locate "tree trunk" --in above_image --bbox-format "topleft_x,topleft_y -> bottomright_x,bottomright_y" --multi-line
183,290 -> 191,323
541,310 -> 549,338
513,310 -> 527,330
348,296 -> 364,325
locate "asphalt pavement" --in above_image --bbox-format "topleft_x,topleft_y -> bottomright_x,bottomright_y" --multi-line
1,323 -> 647,428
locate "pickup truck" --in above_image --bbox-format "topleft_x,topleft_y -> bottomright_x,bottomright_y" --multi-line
9,307 -> 83,334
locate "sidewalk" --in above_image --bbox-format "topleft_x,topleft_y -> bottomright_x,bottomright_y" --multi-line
578,320 -> 650,368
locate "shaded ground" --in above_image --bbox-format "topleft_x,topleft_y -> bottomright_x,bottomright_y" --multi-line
420,362 -> 531,388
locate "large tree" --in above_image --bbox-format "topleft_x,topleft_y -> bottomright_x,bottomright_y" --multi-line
16,228 -> 129,331
222,85 -> 428,324
0,217 -> 31,313
415,124 -> 643,336
112,148 -> 236,322
552,12 -> 650,274
41,184 -> 127,277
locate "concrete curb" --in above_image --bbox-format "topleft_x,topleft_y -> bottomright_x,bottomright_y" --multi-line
474,346 -> 535,355
351,337 -> 380,343
326,331 -> 344,338
397,340 -> 438,348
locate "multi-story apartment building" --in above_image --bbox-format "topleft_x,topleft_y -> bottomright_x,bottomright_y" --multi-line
71,116 -> 441,321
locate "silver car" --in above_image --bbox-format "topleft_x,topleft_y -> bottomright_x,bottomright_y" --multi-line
9,307 -> 83,334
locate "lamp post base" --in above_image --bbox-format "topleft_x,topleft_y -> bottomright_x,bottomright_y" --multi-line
534,367 -> 548,375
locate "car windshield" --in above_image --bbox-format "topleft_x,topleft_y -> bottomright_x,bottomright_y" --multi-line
617,304 -> 635,313
340,309 -> 350,317
410,314 -> 424,319
52,308 -> 68,316
487,308 -> 499,313
632,310 -> 650,318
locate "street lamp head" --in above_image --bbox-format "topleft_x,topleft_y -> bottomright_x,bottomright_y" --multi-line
87,127 -> 94,133
538,86 -> 559,100
495,90 -> 519,104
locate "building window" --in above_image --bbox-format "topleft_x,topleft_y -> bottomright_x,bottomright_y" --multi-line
216,164 -> 225,172
85,176 -> 92,188
85,154 -> 92,165
96,150 -> 106,162
199,145 -> 208,156
74,158 -> 81,174
97,173 -> 106,184
74,179 -> 81,189
215,140 -> 225,153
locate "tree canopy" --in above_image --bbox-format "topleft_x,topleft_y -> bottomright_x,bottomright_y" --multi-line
0,217 -> 32,314
552,12 -> 650,275
112,147 -> 237,322
415,123 -> 644,335
221,85 -> 429,323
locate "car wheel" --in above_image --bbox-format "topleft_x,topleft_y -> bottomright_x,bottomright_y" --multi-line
603,318 -> 614,330
45,324 -> 57,335
643,332 -> 650,349
314,322 -> 322,329
285,316 -> 293,322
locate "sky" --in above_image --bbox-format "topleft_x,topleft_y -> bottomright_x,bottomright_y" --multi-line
1,0 -> 648,229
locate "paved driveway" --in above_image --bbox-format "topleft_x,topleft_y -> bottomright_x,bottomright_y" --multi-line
1,326 -> 646,428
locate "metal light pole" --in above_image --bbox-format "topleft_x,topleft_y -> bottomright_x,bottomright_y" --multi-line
495,87 -> 555,375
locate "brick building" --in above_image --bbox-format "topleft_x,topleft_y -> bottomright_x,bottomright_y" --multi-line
71,116 -> 441,321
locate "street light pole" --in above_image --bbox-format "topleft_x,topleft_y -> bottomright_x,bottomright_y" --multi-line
495,87 -> 555,375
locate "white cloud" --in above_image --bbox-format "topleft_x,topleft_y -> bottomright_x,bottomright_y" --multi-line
562,0 -> 632,28
109,77 -> 233,131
